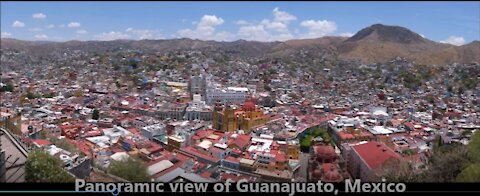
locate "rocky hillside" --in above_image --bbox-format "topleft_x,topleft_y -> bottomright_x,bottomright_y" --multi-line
337,24 -> 479,65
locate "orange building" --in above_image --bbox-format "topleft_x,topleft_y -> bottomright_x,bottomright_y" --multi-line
212,101 -> 270,133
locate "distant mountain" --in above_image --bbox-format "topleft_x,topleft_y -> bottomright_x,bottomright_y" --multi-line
338,24 -> 479,64
1,24 -> 479,65
456,41 -> 480,64
345,24 -> 426,44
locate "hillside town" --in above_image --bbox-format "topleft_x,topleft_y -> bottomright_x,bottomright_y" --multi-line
1,39 -> 479,183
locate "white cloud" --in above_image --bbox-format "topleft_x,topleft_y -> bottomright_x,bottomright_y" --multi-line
260,7 -> 297,33
261,19 -> 288,32
32,13 -> 46,19
300,20 -> 337,38
440,36 -> 466,46
46,24 -> 55,29
93,28 -> 163,41
272,7 -> 297,23
339,32 -> 354,37
125,28 -> 163,40
94,31 -> 131,41
237,24 -> 293,42
12,20 -> 25,28
28,28 -> 43,32
178,15 -> 227,41
235,20 -> 249,25
236,7 -> 297,41
1,32 -> 12,38
238,25 -> 270,41
67,22 -> 81,28
58,24 -> 65,28
76,29 -> 88,34
198,15 -> 224,26
34,34 -> 48,40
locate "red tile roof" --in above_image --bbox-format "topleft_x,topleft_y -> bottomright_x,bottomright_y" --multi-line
200,171 -> 212,178
127,128 -> 140,135
32,139 -> 52,147
229,134 -> 250,149
85,130 -> 102,137
352,141 -> 401,170
194,129 -> 214,139
275,153 -> 286,162
181,146 -> 220,163
404,122 -> 415,131
71,140 -> 92,157
338,132 -> 355,140
111,148 -> 124,153
231,148 -> 242,155
149,151 -> 197,179
321,163 -> 335,173
147,143 -> 163,153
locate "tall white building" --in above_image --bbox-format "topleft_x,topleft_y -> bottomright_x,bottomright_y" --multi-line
184,94 -> 212,121
205,88 -> 247,105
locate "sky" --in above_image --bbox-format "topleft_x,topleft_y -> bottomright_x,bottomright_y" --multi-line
1,1 -> 479,45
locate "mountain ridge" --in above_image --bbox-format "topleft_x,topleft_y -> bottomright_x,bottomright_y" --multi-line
2,24 -> 479,65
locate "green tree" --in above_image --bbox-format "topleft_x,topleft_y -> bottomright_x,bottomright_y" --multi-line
467,130 -> 480,163
26,91 -> 40,99
108,157 -> 150,182
25,151 -> 75,182
380,158 -> 425,182
128,59 -> 138,69
92,109 -> 99,120
0,83 -> 14,92
43,92 -> 55,98
456,164 -> 480,182
299,127 -> 331,152
454,130 -> 480,182
424,143 -> 469,182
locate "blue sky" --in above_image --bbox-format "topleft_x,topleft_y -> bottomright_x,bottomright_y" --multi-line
1,1 -> 479,45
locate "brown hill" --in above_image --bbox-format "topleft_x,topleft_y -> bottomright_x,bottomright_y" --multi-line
345,24 -> 426,44
1,24 -> 478,65
337,24 -> 462,64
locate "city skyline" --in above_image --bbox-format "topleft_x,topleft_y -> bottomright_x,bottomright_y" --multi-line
1,1 -> 479,45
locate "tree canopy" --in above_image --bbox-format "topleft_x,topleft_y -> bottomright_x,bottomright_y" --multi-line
456,130 -> 480,182
108,157 -> 150,182
467,130 -> 480,163
381,133 -> 479,182
92,109 -> 100,120
0,83 -> 14,92
456,164 -> 480,182
25,151 -> 75,182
